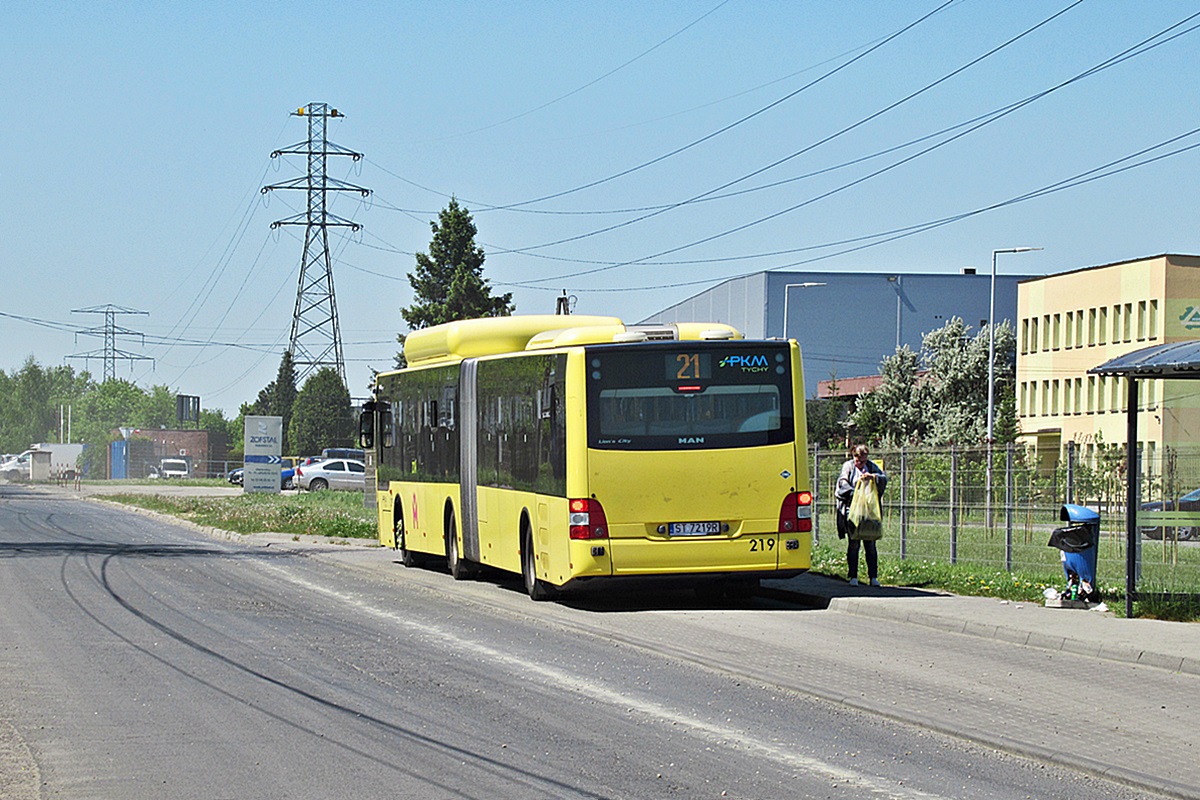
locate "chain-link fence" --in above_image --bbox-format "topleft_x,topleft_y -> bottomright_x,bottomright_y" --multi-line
811,444 -> 1200,600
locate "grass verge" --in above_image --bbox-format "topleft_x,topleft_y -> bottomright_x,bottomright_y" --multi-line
102,491 -> 376,539
810,542 -> 1200,620
811,542 -> 1064,602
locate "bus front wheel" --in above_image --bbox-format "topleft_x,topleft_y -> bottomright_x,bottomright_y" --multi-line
396,505 -> 421,568
446,515 -> 473,580
521,526 -> 555,602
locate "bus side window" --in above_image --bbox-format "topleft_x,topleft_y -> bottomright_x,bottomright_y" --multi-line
381,407 -> 394,448
441,386 -> 457,430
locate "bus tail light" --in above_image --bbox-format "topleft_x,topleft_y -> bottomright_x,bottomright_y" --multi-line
778,491 -> 813,533
569,498 -> 609,540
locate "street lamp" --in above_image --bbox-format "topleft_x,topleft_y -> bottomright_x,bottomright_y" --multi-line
987,248 -> 1042,443
888,275 -> 901,349
986,247 -> 1040,530
782,282 -> 826,340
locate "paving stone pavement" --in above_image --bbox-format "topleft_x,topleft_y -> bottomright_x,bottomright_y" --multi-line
764,572 -> 1200,677
737,573 -> 1200,799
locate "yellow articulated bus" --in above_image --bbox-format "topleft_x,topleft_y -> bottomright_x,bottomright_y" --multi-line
359,314 -> 812,601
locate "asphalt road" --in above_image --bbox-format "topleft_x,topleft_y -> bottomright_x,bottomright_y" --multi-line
0,485 -> 1171,799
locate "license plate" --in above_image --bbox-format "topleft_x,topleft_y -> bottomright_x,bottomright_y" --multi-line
668,521 -> 720,536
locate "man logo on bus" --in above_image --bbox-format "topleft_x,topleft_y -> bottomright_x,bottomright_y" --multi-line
718,354 -> 770,373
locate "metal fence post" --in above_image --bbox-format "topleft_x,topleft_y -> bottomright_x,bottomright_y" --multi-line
1005,443 -> 1014,572
1066,440 -> 1076,505
950,445 -> 959,565
899,446 -> 908,560
812,447 -> 820,545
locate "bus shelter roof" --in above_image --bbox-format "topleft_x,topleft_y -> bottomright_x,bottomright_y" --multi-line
1086,338 -> 1200,617
1089,340 -> 1200,378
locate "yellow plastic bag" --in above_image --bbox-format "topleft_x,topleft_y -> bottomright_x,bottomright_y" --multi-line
848,478 -> 882,540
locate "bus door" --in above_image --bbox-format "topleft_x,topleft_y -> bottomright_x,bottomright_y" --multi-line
458,359 -> 481,563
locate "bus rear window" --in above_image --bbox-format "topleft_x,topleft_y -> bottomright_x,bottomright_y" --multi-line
586,344 -> 794,450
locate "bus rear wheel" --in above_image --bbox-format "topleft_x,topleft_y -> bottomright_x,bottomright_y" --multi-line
521,527 -> 556,601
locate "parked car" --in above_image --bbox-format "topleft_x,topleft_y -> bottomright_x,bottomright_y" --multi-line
227,467 -> 244,485
320,447 -> 365,462
296,458 -> 366,491
1140,487 -> 1200,540
150,458 -> 190,479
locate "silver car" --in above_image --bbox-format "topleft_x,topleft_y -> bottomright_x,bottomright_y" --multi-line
296,458 -> 366,491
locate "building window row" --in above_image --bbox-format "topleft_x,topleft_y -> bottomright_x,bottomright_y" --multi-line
1020,300 -> 1157,354
1078,440 -> 1155,470
1019,376 -> 1158,418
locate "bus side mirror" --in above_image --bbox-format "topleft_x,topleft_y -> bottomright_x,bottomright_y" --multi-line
359,410 -> 375,449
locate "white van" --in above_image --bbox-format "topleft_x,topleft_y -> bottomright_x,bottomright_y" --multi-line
150,458 -> 190,479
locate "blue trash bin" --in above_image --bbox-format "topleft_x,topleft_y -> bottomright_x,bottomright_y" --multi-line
1048,504 -> 1099,601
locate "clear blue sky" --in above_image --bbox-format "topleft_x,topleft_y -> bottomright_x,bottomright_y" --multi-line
4,1 -> 1198,414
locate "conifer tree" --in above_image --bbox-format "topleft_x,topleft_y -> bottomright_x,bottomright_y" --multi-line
396,199 -> 514,367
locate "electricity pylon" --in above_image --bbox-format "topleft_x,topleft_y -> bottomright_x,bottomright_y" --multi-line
68,304 -> 153,381
262,103 -> 371,385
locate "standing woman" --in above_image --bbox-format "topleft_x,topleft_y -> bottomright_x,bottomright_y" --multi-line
835,444 -> 888,586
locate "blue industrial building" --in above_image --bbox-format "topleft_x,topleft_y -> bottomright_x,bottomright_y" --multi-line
640,270 -> 1037,397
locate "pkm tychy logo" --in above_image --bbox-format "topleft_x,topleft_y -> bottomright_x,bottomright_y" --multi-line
718,354 -> 770,373
1180,307 -> 1200,331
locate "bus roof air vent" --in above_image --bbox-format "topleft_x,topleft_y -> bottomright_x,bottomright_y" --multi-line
627,325 -> 678,341
612,331 -> 649,343
699,328 -> 737,340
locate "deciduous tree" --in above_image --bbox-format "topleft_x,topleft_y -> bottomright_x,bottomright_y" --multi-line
849,318 -> 1018,447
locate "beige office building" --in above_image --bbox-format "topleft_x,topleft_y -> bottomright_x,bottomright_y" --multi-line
1017,254 -> 1200,469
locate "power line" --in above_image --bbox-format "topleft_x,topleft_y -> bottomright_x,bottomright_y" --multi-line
470,0 -> 957,212
141,114 -> 296,384
503,9 -> 1200,288
490,0 -> 1083,257
356,6 -> 1194,288
540,123 -> 1200,294
367,10 -> 1197,280
360,9 -> 958,214
435,0 -> 733,141
0,308 -> 330,354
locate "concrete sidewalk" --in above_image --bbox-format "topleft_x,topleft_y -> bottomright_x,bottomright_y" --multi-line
764,572 -> 1200,675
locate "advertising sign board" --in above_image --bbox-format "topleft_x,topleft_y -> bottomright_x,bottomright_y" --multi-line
243,415 -> 283,494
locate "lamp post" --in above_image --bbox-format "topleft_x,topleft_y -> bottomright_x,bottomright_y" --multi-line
888,275 -> 901,349
987,246 -> 1041,529
782,282 -> 826,339
987,248 -> 1042,443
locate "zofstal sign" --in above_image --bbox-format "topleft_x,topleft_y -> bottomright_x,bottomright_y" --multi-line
243,415 -> 282,494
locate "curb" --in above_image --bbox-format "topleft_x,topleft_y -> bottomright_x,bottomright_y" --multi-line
768,586 -> 1200,676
